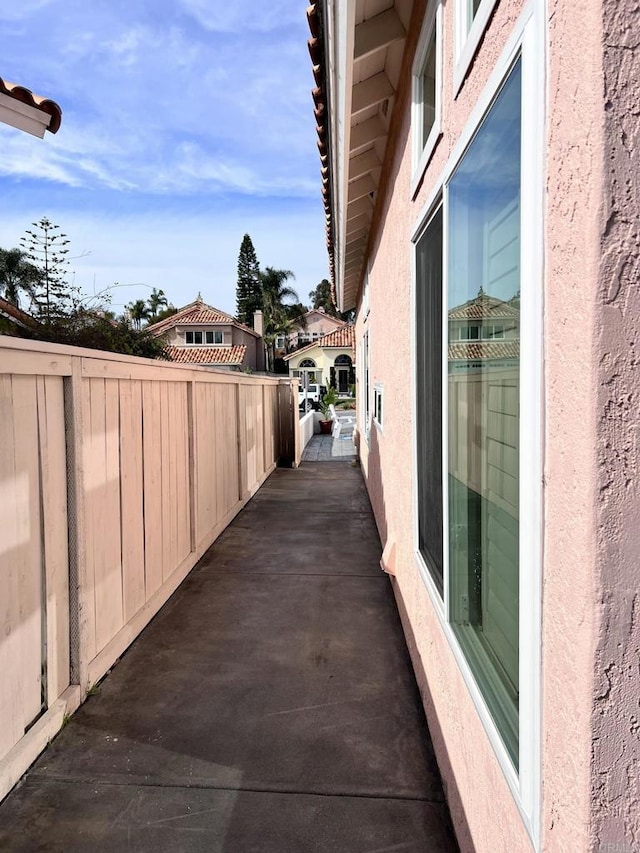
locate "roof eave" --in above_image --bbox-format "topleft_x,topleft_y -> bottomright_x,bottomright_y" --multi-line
0,79 -> 62,136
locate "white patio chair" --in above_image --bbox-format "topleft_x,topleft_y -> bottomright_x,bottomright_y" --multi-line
329,404 -> 355,438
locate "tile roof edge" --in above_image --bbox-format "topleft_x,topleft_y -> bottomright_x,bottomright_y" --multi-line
0,77 -> 62,133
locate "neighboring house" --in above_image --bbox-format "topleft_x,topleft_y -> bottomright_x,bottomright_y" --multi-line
149,296 -> 265,371
284,324 -> 354,393
311,1 -> 639,852
279,308 -> 346,352
0,75 -> 62,137
0,296 -> 40,336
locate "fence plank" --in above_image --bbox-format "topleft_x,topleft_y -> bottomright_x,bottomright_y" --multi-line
11,375 -> 43,731
120,380 -> 145,622
142,381 -> 163,598
0,375 -> 24,760
37,376 -> 70,706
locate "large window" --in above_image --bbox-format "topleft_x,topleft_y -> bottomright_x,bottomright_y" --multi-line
413,7 -> 543,837
415,59 -> 522,766
448,59 -> 522,768
416,204 -> 443,595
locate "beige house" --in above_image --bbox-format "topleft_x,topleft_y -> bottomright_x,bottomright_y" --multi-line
150,296 -> 264,371
284,324 -> 355,393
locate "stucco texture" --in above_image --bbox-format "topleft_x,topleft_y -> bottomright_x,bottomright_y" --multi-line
354,0 -> 639,849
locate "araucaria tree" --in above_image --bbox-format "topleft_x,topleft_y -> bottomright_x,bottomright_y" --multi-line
235,234 -> 262,327
20,218 -> 76,321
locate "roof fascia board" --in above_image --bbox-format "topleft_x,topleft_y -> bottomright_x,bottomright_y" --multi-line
325,0 -> 356,313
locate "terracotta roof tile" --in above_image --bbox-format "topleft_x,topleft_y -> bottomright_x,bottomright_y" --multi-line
0,296 -> 40,330
448,341 -> 520,360
0,76 -> 62,133
448,293 -> 520,320
149,299 -> 259,337
165,345 -> 247,365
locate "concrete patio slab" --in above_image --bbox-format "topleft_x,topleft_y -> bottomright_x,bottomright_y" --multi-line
0,463 -> 457,852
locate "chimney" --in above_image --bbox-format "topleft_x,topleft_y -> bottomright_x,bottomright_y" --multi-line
253,309 -> 264,337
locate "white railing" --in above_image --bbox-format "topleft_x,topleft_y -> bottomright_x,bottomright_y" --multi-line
0,336 -> 298,800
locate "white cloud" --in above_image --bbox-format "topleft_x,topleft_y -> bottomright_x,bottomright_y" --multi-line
0,0 -> 54,21
177,0 -> 301,33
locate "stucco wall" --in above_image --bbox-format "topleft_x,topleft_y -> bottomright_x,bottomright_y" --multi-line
354,0 -> 639,849
232,326 -> 260,370
591,0 -> 640,846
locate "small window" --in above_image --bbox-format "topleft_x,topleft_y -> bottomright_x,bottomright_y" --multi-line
214,331 -> 223,344
373,385 -> 383,430
275,335 -> 285,348
194,331 -> 203,345
454,0 -> 499,94
411,2 -> 442,188
185,331 -> 194,344
205,331 -> 214,344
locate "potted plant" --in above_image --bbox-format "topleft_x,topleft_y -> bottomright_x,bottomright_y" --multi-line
319,386 -> 338,434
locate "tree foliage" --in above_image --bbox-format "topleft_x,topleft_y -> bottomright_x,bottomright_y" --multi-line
309,278 -> 339,316
0,248 -> 41,308
20,217 -> 79,321
147,304 -> 178,325
126,298 -> 150,330
309,278 -> 354,321
260,267 -> 304,371
147,287 -> 168,317
235,234 -> 262,327
24,311 -> 168,359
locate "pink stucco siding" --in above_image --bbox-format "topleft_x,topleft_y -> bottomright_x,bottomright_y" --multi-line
354,0 -> 639,850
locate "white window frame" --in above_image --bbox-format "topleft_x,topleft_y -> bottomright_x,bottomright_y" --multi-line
411,0 -> 443,195
373,383 -> 384,431
361,269 -> 370,320
410,3 -> 544,846
453,0 -> 500,96
361,329 -> 371,442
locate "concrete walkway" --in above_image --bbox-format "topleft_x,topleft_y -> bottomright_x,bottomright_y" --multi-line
0,463 -> 456,852
302,431 -> 356,461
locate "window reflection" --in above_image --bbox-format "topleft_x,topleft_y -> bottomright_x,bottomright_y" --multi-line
447,58 -> 521,767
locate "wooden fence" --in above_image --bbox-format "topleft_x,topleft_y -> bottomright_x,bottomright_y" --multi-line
0,337 -> 298,800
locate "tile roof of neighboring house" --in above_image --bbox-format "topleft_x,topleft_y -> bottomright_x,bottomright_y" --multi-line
149,297 -> 259,338
0,76 -> 62,133
448,341 -> 520,360
284,323 -> 355,360
0,296 -> 40,330
448,291 -> 520,320
165,345 -> 247,365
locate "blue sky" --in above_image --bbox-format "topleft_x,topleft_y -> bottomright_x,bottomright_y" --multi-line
0,0 -> 328,315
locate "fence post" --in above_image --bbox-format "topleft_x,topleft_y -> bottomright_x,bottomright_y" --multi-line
236,381 -> 249,500
187,377 -> 197,552
64,356 -> 91,694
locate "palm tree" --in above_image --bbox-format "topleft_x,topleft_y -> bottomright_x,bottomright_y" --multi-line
126,299 -> 150,330
259,267 -> 300,371
0,248 -> 41,308
147,287 -> 168,318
